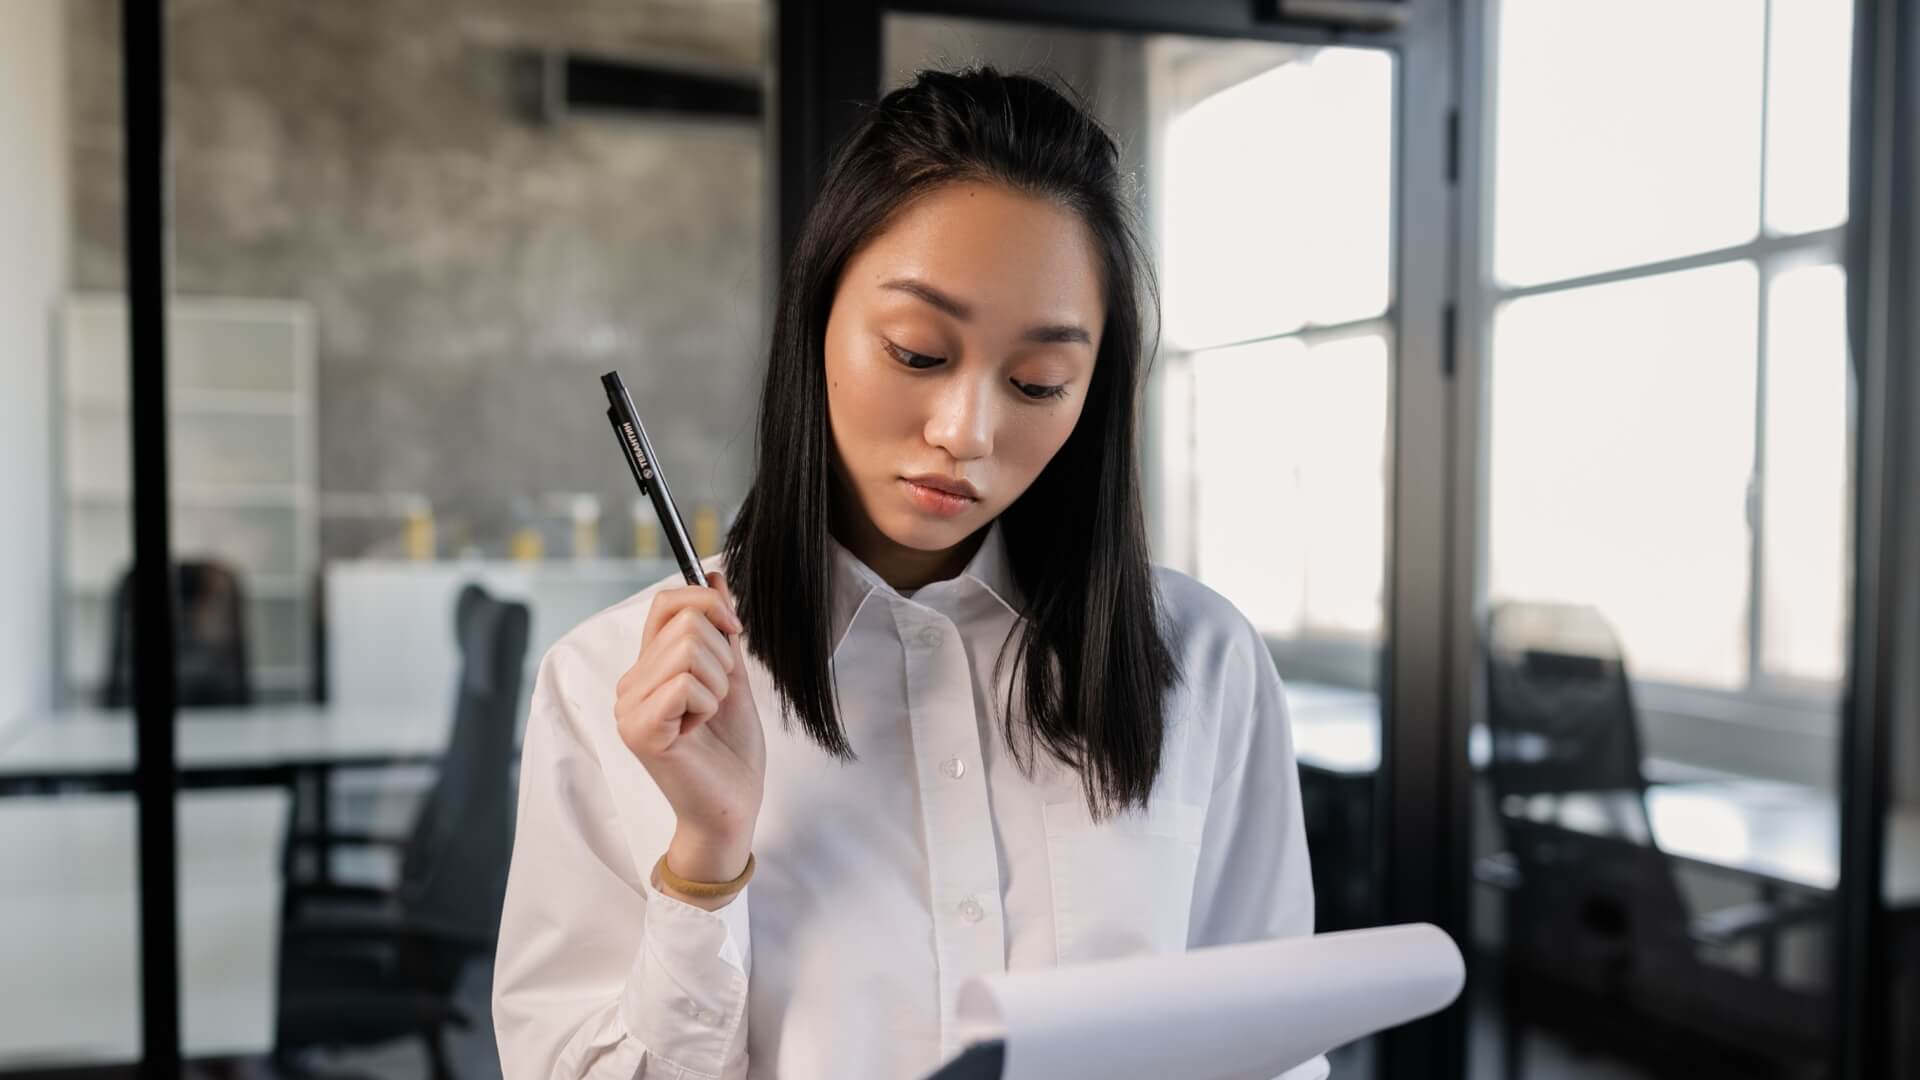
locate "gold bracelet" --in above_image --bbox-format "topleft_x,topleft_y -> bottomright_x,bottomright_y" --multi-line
656,850 -> 755,899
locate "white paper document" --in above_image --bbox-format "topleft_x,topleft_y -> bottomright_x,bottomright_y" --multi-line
949,923 -> 1465,1080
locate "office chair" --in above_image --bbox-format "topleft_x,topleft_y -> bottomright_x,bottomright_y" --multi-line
271,583 -> 529,1080
1479,600 -> 1828,1080
100,559 -> 253,707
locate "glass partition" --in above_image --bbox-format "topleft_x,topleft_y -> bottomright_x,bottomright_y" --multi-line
141,0 -> 770,1073
0,1 -> 145,1071
1468,1 -> 1857,1075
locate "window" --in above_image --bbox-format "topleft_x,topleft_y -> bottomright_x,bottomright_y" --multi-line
1193,331 -> 1390,643
1155,42 -> 1397,667
1485,0 -> 1856,700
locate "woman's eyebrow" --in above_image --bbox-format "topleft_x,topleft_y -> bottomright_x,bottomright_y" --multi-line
880,276 -> 1092,346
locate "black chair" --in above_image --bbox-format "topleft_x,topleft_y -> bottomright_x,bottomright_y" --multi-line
100,559 -> 253,707
272,583 -> 530,1079
1479,600 -> 1828,1080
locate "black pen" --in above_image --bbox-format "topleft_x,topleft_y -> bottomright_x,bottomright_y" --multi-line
602,371 -> 705,587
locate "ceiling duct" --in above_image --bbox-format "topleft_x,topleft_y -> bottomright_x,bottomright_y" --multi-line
510,49 -> 761,125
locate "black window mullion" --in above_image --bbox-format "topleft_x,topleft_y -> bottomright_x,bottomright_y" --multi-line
1836,0 -> 1912,1069
121,1 -> 181,1076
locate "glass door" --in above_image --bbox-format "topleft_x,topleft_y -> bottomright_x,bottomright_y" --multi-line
151,2 -> 775,1075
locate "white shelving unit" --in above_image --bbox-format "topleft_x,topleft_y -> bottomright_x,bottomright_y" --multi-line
54,294 -> 318,704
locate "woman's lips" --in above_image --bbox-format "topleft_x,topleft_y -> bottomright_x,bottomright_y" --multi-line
901,477 -> 977,516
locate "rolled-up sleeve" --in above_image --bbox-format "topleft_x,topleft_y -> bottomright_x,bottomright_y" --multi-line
1186,615 -> 1331,1080
493,651 -> 754,1080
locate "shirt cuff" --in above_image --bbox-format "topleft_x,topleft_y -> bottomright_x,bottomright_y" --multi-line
620,861 -> 753,1079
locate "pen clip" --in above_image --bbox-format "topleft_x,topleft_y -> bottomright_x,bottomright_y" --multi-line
607,405 -> 651,496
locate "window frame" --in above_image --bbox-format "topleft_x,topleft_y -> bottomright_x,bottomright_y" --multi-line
1477,0 -> 1855,731
1146,39 -> 1401,692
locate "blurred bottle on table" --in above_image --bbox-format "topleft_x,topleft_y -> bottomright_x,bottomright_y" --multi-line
402,497 -> 435,561
692,503 -> 719,556
557,493 -> 601,559
632,498 -> 660,559
509,495 -> 544,561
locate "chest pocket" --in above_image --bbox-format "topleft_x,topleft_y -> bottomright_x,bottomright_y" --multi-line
1041,793 -> 1208,964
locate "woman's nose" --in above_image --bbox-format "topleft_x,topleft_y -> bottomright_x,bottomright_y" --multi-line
922,375 -> 994,460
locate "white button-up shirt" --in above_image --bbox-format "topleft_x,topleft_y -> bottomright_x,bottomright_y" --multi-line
492,518 -> 1328,1080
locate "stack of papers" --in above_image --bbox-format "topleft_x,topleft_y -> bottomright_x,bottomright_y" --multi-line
943,923 -> 1464,1080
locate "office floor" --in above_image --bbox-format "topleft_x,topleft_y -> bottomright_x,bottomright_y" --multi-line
1462,978 -> 1653,1080
1314,982 -> 1653,1080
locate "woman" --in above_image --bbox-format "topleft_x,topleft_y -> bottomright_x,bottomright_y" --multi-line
492,66 -> 1324,1080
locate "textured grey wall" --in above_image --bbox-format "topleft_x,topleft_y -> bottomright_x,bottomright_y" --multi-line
68,0 -> 770,559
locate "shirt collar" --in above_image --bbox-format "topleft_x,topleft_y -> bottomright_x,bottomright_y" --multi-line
826,517 -> 1025,655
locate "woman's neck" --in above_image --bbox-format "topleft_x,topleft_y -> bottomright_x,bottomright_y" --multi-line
832,504 -> 988,594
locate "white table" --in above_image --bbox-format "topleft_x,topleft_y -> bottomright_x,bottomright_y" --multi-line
1284,683 -> 1384,776
1286,683 -> 1769,784
0,789 -> 290,1067
1281,683 -> 1920,910
1504,780 -> 1920,908
0,704 -> 455,791
0,704 -> 474,896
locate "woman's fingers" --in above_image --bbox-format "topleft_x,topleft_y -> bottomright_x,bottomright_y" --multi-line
618,600 -> 734,701
627,672 -> 720,754
679,605 -> 736,675
637,610 -> 732,697
641,581 -> 740,650
677,630 -> 731,704
616,573 -> 745,761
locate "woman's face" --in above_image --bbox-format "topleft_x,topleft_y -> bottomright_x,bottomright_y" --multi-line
823,180 -> 1105,568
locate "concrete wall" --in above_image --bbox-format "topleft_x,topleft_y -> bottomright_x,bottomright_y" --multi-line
883,13 -> 1148,182
67,0 -> 770,558
886,15 -> 1103,96
0,0 -> 68,726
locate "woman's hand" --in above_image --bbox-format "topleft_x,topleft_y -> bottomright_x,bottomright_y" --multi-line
616,569 -> 765,909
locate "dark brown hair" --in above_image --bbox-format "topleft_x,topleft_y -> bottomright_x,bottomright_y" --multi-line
721,65 -> 1179,821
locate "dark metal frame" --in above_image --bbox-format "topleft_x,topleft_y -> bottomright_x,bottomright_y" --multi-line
774,3 -> 1465,1077
121,1 -> 181,1076
1837,0 -> 1912,1074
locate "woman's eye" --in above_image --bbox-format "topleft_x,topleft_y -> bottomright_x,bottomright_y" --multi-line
1014,380 -> 1070,401
883,341 -> 942,369
886,341 -> 1068,402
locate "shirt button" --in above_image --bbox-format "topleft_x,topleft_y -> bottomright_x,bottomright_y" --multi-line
942,756 -> 966,780
918,626 -> 942,648
958,896 -> 984,923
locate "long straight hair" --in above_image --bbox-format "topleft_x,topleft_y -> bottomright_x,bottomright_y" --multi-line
721,66 -> 1180,821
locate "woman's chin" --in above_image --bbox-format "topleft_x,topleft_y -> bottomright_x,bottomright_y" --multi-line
878,509 -> 977,551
